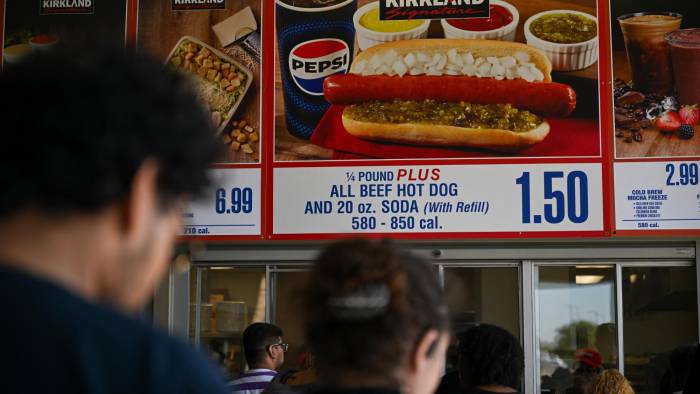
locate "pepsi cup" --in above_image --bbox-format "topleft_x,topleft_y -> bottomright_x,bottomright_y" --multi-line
276,0 -> 357,139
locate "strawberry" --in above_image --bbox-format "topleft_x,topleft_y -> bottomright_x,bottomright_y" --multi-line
655,111 -> 682,132
680,104 -> 700,127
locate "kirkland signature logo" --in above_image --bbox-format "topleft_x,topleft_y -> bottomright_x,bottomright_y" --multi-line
40,0 -> 94,15
172,0 -> 226,11
380,0 -> 489,20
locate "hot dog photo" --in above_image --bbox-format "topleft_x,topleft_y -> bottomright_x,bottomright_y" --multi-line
274,0 -> 601,161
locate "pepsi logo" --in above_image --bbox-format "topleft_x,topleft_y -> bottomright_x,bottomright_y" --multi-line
289,38 -> 349,96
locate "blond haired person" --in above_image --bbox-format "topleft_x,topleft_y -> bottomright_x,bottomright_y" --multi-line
588,369 -> 634,394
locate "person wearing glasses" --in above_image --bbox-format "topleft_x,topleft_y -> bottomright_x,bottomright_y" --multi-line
231,323 -> 287,394
302,239 -> 451,394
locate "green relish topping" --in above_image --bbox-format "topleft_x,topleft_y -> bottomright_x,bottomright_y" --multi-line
345,100 -> 541,132
530,13 -> 597,44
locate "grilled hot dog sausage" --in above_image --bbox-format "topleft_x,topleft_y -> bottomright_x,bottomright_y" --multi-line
324,74 -> 576,118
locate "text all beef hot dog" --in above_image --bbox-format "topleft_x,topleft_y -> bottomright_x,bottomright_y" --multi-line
324,74 -> 576,118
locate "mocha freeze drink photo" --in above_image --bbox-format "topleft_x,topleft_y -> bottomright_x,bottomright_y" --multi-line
611,1 -> 700,159
667,29 -> 700,106
619,12 -> 682,95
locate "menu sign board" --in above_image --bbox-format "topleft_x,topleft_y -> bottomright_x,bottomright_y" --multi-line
609,0 -> 700,234
11,0 -> 700,238
271,0 -> 609,238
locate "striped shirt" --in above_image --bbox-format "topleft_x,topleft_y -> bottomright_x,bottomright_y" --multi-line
229,369 -> 277,394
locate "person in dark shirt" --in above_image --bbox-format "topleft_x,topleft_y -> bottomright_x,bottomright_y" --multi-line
660,344 -> 696,394
435,331 -> 469,394
435,370 -> 462,394
0,42 -> 228,393
683,343 -> 700,393
458,324 -> 524,394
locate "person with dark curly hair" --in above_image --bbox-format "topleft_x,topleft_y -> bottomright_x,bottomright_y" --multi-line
303,239 -> 451,394
0,42 -> 227,393
458,324 -> 524,394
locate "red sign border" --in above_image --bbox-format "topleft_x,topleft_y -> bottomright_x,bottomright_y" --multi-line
263,0 -> 613,240
132,0 -> 268,241
4,0 -> 695,240
603,0 -> 700,237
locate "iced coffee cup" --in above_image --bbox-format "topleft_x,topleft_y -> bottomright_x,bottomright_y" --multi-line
618,12 -> 682,95
667,29 -> 700,105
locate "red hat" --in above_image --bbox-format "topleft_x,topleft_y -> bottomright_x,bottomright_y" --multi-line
575,348 -> 603,369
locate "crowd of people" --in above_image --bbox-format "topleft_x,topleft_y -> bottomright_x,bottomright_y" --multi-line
2,43 -> 699,394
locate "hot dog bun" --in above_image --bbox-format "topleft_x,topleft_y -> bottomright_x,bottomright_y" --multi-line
342,112 -> 550,152
351,39 -> 553,83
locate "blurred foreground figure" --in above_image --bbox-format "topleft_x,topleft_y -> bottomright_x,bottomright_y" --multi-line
458,324 -> 524,394
303,239 -> 451,394
588,369 -> 634,394
0,44 -> 228,393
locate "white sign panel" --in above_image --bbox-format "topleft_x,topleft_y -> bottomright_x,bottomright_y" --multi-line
274,164 -> 603,234
180,168 -> 261,236
615,162 -> 700,230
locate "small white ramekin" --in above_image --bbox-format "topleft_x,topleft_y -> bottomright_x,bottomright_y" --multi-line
524,10 -> 598,71
29,36 -> 60,52
3,44 -> 33,64
440,0 -> 519,41
353,1 -> 430,51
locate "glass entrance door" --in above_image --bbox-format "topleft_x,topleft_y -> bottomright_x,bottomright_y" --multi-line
621,265 -> 698,394
441,265 -> 521,376
536,265 -> 617,394
534,262 -> 698,394
189,266 -> 267,380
